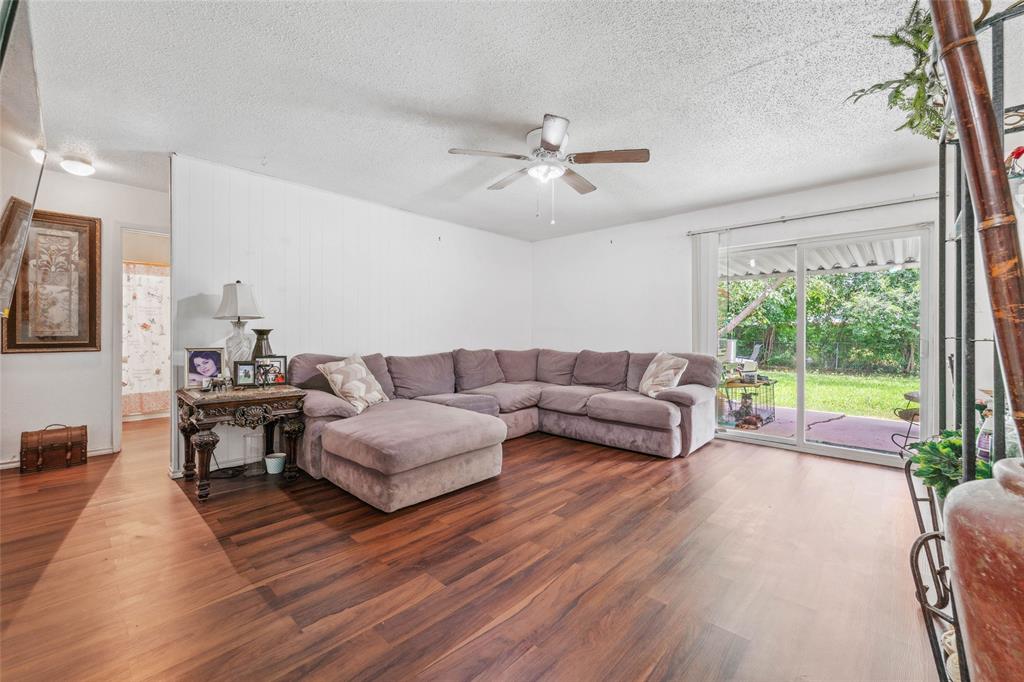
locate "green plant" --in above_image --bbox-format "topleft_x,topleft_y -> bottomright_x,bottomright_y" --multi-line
908,430 -> 992,499
848,1 -> 948,140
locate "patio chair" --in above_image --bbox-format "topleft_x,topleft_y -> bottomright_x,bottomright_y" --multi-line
737,343 -> 762,363
891,390 -> 920,457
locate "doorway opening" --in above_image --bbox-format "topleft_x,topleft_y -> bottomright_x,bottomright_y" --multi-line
716,227 -> 929,463
121,229 -> 171,423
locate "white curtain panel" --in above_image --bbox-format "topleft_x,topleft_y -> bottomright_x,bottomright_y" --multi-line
691,231 -> 720,355
122,262 -> 171,416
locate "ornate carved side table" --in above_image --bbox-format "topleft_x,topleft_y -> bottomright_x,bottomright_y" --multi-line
176,386 -> 306,500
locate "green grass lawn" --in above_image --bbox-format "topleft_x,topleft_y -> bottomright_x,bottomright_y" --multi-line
763,369 -> 918,420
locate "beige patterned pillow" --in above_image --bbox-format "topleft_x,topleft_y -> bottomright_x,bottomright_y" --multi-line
317,356 -> 389,414
638,352 -> 689,398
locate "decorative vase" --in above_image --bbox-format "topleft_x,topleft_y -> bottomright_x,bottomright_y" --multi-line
944,458 -> 1024,679
251,328 -> 273,361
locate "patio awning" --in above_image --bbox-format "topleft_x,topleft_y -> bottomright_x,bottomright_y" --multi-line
721,235 -> 921,280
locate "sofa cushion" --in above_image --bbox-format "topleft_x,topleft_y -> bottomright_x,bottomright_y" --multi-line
571,349 -> 629,390
290,352 -> 395,399
677,353 -> 722,389
386,352 -> 455,399
587,391 -> 681,430
538,384 -> 610,415
626,352 -> 660,392
638,352 -> 689,398
453,348 -> 505,391
302,388 -> 359,419
464,381 -> 544,413
317,356 -> 390,414
361,353 -> 396,399
495,348 -> 539,382
415,392 -> 500,417
626,352 -> 721,391
536,349 -> 578,385
655,384 -> 717,408
321,399 -> 506,475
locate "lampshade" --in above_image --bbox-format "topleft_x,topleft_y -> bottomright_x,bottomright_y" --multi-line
213,281 -> 264,320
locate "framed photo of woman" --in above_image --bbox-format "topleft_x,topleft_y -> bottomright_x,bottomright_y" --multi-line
185,347 -> 225,388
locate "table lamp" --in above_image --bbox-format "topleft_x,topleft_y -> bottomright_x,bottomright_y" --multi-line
214,280 -> 264,364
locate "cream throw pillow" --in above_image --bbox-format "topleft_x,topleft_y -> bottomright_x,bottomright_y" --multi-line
317,356 -> 389,414
638,352 -> 689,398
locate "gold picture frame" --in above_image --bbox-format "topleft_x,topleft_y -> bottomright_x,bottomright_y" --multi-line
1,207 -> 101,353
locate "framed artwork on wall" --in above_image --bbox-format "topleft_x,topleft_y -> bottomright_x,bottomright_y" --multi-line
1,208 -> 101,353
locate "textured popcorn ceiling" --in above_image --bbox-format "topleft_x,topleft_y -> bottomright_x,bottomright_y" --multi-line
25,1 -> 1010,240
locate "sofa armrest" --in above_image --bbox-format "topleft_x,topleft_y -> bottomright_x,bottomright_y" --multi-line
302,389 -> 358,419
654,384 -> 716,408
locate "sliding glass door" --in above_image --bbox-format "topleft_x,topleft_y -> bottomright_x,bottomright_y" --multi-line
715,227 -> 929,464
802,234 -> 922,455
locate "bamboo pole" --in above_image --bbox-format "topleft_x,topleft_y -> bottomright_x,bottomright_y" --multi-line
931,0 -> 1024,442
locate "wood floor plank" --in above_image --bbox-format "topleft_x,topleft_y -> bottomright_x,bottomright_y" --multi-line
1,417 -> 932,681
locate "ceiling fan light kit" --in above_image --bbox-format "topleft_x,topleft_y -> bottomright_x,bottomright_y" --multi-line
447,113 -> 650,199
528,163 -> 565,183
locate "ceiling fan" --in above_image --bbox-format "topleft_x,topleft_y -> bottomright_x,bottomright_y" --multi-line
448,113 -> 650,195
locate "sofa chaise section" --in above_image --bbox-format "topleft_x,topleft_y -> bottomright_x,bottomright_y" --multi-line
320,399 -> 506,512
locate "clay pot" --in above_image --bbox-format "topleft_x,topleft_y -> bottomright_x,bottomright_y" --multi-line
944,458 -> 1024,681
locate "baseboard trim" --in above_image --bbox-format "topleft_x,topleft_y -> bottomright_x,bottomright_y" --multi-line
123,412 -> 170,422
0,447 -> 117,470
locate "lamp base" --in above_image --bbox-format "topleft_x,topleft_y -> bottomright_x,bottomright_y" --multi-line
225,319 -> 255,365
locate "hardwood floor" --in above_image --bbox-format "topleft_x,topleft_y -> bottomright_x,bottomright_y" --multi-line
1,418 -> 931,680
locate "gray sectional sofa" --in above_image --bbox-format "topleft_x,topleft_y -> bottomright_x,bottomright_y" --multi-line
289,348 -> 721,512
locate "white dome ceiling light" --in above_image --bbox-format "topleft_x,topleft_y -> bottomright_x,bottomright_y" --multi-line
59,156 -> 96,176
527,163 -> 565,183
29,148 -> 47,164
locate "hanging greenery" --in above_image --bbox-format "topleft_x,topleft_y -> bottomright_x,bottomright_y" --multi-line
847,1 -> 949,140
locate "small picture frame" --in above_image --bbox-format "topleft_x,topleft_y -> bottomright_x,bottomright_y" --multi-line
185,347 -> 226,389
233,360 -> 257,387
254,355 -> 288,386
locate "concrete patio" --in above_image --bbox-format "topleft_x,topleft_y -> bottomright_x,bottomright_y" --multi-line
751,407 -> 919,455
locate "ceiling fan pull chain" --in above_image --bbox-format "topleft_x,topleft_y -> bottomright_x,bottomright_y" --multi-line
550,180 -> 556,225
536,184 -> 541,218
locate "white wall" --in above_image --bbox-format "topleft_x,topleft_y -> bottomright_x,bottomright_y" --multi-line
171,155 -> 533,473
533,166 -> 941,352
0,148 -> 169,464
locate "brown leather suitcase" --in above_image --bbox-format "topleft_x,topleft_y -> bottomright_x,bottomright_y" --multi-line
20,424 -> 88,473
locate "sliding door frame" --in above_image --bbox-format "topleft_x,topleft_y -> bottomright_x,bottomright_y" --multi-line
716,222 -> 936,468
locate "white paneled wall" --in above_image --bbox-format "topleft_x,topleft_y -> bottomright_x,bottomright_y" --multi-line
171,155 -> 532,473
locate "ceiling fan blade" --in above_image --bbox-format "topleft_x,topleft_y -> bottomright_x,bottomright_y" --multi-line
540,114 -> 570,152
449,148 -> 530,160
561,168 -> 596,194
569,149 -> 650,164
487,168 -> 529,190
